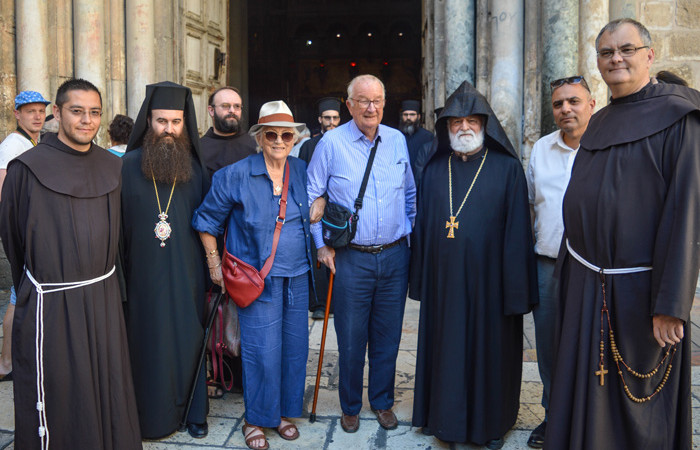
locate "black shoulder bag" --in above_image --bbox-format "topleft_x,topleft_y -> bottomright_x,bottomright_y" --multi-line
321,137 -> 380,248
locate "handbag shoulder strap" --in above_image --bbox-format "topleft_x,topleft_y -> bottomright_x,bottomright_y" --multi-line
222,160 -> 289,278
353,136 -> 381,212
259,160 -> 289,278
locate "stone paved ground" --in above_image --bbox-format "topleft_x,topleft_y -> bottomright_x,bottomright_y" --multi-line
0,285 -> 699,449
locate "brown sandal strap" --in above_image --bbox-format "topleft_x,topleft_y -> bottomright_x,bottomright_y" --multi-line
277,418 -> 299,440
243,422 -> 269,450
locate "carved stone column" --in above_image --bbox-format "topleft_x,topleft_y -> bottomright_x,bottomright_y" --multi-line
489,0 -> 524,154
126,0 -> 156,117
16,0 -> 50,98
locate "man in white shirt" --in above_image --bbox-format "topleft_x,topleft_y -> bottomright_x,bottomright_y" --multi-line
0,90 -> 51,382
525,76 -> 595,448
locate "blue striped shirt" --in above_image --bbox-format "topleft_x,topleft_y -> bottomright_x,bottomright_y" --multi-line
307,119 -> 416,248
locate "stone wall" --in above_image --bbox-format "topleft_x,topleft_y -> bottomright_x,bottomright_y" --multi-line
639,0 -> 700,88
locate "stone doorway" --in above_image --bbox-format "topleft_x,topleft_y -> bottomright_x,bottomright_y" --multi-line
246,0 -> 423,132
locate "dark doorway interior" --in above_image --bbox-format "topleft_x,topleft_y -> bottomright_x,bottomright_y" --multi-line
247,0 -> 422,134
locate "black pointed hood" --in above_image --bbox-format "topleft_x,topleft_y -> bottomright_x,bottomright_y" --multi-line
429,80 -> 517,163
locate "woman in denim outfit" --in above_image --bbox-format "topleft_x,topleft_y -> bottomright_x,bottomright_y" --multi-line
192,101 -> 313,450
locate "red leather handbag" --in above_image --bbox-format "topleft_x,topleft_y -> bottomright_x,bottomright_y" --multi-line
221,161 -> 289,308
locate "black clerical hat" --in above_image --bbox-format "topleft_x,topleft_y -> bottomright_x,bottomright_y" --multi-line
401,100 -> 421,112
317,97 -> 341,115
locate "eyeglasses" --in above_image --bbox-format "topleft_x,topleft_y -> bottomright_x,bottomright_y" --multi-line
351,98 -> 385,109
596,46 -> 649,59
62,106 -> 102,119
214,103 -> 242,111
264,131 -> 295,143
321,115 -> 340,121
550,76 -> 591,93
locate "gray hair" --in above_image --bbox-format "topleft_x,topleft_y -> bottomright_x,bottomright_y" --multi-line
347,75 -> 386,105
595,18 -> 652,50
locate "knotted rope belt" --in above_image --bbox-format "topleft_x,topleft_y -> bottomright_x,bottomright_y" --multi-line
24,265 -> 116,450
566,240 -> 677,403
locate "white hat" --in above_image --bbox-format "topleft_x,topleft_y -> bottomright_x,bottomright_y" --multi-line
249,100 -> 306,135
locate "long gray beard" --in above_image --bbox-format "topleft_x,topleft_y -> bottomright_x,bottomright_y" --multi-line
141,127 -> 193,184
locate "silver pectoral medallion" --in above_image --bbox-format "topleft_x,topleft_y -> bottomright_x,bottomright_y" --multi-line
154,212 -> 172,247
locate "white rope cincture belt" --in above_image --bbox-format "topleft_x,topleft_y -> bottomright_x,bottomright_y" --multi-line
24,265 -> 116,450
566,239 -> 652,275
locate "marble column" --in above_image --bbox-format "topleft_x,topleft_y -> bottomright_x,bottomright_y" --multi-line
16,0 -> 50,99
422,0 -> 436,130
433,0 -> 447,108
73,0 -> 106,92
580,0 -> 609,110
126,0 -> 156,118
541,0 -> 579,134
445,0 -> 476,93
489,0 -> 524,155
48,0 -> 74,98
475,0 -> 491,98
109,0 -> 127,117
609,0 -> 635,20
522,0 -> 542,167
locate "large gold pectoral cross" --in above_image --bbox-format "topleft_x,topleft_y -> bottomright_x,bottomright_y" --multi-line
446,216 -> 459,239
595,362 -> 608,386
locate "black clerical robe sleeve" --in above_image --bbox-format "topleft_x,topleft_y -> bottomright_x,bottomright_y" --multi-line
501,163 -> 539,315
651,113 -> 700,322
0,162 -> 29,288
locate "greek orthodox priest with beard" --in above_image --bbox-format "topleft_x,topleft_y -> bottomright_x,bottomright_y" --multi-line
409,81 -> 538,449
120,81 -> 211,440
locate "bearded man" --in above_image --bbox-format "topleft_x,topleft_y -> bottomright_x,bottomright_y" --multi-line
200,86 -> 256,178
409,81 -> 538,449
399,99 -> 433,184
121,81 -> 210,440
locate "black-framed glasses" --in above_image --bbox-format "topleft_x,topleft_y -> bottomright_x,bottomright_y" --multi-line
597,46 -> 649,59
550,76 -> 590,93
62,106 -> 103,119
321,115 -> 340,121
264,131 -> 295,143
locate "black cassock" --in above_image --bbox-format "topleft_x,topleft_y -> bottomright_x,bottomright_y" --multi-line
410,148 -> 538,444
546,83 -> 700,450
199,127 -> 256,178
120,148 -> 208,439
404,126 -> 434,185
0,134 -> 142,449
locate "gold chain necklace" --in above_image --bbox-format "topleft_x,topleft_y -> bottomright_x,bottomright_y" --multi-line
446,150 -> 488,238
152,173 -> 177,247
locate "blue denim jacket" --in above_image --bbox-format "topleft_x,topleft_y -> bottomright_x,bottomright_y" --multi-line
192,152 -> 314,278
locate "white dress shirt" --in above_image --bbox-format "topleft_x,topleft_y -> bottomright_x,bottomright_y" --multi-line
526,129 -> 578,258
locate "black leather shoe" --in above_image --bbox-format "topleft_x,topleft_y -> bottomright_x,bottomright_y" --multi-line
485,437 -> 504,449
527,420 -> 546,448
312,309 -> 325,320
187,422 -> 208,439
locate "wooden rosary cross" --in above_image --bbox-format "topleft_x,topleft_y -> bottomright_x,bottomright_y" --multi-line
595,362 -> 608,386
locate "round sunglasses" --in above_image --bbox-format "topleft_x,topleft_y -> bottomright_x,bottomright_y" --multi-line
264,131 -> 295,143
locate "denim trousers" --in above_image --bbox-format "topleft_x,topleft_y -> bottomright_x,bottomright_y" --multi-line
237,272 -> 309,427
333,239 -> 410,415
532,255 -> 558,418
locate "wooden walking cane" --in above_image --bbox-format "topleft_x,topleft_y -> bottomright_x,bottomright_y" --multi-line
310,262 -> 335,423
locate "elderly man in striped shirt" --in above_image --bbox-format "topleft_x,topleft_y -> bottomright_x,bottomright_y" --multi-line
307,74 -> 417,433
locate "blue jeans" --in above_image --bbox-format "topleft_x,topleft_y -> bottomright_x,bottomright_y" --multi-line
9,286 -> 15,305
532,255 -> 558,418
333,239 -> 410,415
237,273 -> 309,427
